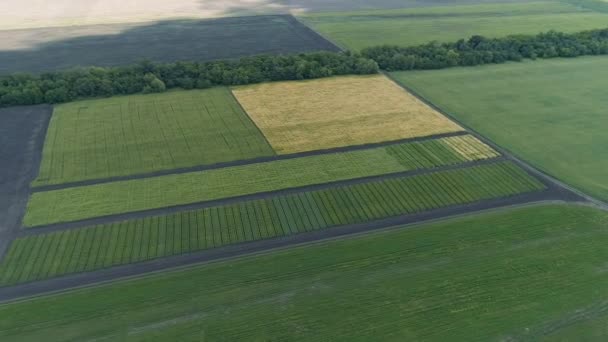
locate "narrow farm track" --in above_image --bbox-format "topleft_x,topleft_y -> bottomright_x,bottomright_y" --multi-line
31,131 -> 469,192
0,194 -> 583,303
24,156 -> 511,233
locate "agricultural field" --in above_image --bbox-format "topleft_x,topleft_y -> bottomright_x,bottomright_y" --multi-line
0,0 -> 537,30
232,74 -> 463,153
301,1 -> 608,50
392,56 -> 608,201
0,105 -> 51,233
2,204 -> 608,341
2,161 -> 544,284
25,134 -> 498,226
0,15 -> 339,74
34,88 -> 275,186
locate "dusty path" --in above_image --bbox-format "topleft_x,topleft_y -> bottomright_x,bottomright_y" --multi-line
0,105 -> 52,257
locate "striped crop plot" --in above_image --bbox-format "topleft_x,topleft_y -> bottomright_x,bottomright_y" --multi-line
33,88 -> 275,186
1,161 -> 546,285
232,74 -> 463,154
24,134 -> 498,227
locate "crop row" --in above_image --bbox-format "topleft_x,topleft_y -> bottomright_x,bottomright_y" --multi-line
1,161 -> 544,285
25,134 -> 498,227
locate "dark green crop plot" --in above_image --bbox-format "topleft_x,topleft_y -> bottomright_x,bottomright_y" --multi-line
25,134 -> 497,226
2,204 -> 608,341
1,161 -> 544,285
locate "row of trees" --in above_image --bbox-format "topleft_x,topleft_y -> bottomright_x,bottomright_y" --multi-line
2,28 -> 608,106
362,28 -> 608,71
0,52 -> 379,106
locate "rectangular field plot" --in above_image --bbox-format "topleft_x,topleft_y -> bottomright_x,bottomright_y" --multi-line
34,88 -> 275,186
0,15 -> 340,74
24,134 -> 498,226
232,75 -> 463,154
301,2 -> 608,50
2,161 -> 545,284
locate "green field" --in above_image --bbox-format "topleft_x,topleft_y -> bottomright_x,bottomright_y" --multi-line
301,1 -> 608,50
24,135 -> 498,227
33,88 -> 275,186
392,56 -> 608,201
2,161 -> 544,284
3,204 -> 608,341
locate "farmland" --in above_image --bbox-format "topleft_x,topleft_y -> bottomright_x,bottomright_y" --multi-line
301,1 -> 608,50
0,15 -> 339,74
392,56 -> 608,201
24,134 -> 498,226
2,161 -> 544,284
34,88 -> 275,186
2,204 -> 608,341
232,75 -> 462,153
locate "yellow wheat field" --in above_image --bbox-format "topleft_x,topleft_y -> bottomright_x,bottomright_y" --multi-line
443,135 -> 500,161
232,74 -> 463,154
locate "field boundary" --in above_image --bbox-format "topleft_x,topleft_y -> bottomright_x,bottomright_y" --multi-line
0,195 -> 584,303
24,156 -> 511,232
31,131 -> 468,192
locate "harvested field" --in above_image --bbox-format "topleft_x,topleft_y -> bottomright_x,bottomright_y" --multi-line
0,0 -> 534,30
2,161 -> 544,284
392,56 -> 608,202
24,134 -> 496,227
301,1 -> 608,50
0,105 -> 52,234
232,75 -> 463,153
3,204 -> 607,341
34,88 -> 275,186
0,15 -> 339,74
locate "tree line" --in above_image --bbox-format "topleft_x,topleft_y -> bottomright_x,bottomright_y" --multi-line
2,27 -> 608,106
362,28 -> 608,71
0,52 -> 379,106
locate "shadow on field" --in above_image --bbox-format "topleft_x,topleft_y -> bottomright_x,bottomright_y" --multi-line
0,15 -> 339,74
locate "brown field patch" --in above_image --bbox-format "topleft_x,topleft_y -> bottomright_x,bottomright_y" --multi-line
232,74 -> 463,154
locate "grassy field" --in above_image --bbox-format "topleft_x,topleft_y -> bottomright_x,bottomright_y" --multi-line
4,161 -> 543,284
232,75 -> 462,153
301,1 -> 608,50
0,15 -> 339,74
25,135 -> 497,226
34,88 -> 275,186
392,56 -> 608,201
3,204 -> 608,340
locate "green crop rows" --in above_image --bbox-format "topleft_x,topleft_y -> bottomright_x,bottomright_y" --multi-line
2,204 -> 606,341
33,88 -> 275,186
24,134 -> 497,227
2,161 -> 544,285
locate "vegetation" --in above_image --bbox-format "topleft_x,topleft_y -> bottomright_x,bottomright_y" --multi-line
391,56 -> 608,201
2,204 -> 608,340
34,88 -> 275,185
0,52 -> 379,107
4,161 -> 543,284
301,1 -> 608,50
232,75 -> 462,153
24,135 -> 498,226
363,27 -> 608,71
